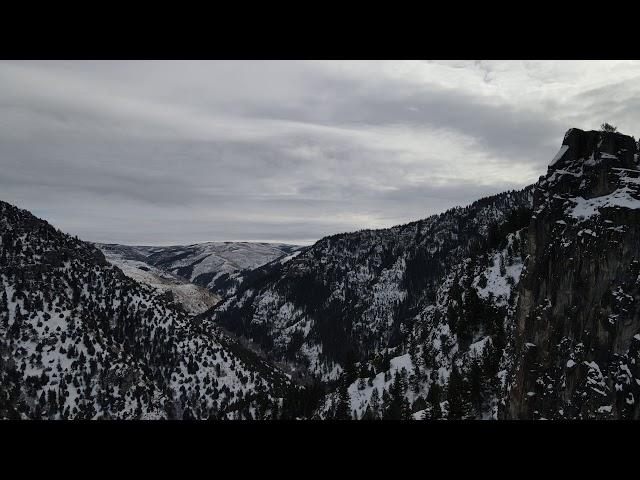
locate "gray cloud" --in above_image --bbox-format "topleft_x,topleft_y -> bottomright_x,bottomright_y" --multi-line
1,60 -> 639,245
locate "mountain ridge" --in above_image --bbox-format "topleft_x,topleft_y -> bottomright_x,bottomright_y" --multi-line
95,241 -> 301,298
210,127 -> 640,420
0,200 -> 297,419
3,127 -> 640,420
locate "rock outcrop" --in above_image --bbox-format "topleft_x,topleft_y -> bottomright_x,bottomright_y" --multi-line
506,129 -> 640,419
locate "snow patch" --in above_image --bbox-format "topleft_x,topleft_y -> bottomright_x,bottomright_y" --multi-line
568,187 -> 640,220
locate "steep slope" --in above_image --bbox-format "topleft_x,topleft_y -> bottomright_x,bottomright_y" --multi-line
97,244 -> 220,315
97,242 -> 300,297
315,227 -> 527,419
211,128 -> 640,420
505,128 -> 640,420
0,201 -> 297,419
211,186 -> 533,399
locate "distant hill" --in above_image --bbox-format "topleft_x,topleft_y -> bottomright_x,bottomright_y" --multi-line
95,242 -> 301,298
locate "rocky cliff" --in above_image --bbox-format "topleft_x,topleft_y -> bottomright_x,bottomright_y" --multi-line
506,128 -> 640,419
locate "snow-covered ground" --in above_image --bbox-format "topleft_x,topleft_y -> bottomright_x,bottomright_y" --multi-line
472,242 -> 523,307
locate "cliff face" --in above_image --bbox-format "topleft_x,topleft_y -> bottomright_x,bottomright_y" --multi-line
506,129 -> 640,419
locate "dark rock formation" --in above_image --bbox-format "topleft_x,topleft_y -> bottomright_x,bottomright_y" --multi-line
506,129 -> 640,419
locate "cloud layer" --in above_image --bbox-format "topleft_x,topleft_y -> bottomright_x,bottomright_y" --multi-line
1,60 -> 639,245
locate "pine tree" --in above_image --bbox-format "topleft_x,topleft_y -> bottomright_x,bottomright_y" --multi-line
412,396 -> 427,414
1,290 -> 7,312
0,290 -> 8,330
468,356 -> 484,416
362,405 -> 374,420
426,380 -> 442,420
401,396 -> 412,420
447,365 -> 472,420
383,370 -> 410,419
369,387 -> 381,419
9,305 -> 22,338
381,388 -> 391,415
334,380 -> 352,420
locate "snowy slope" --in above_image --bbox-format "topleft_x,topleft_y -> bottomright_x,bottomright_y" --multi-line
316,230 -> 526,419
212,185 -> 534,419
98,245 -> 221,315
97,242 -> 301,297
213,128 -> 640,420
0,201 -> 297,419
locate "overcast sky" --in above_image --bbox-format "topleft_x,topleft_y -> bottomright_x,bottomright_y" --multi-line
1,60 -> 639,245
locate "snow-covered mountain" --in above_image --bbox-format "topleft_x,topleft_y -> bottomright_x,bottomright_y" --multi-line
96,242 -> 301,298
0,201 -> 299,419
4,127 -> 640,421
211,185 -> 533,418
97,244 -> 221,315
211,128 -> 640,420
